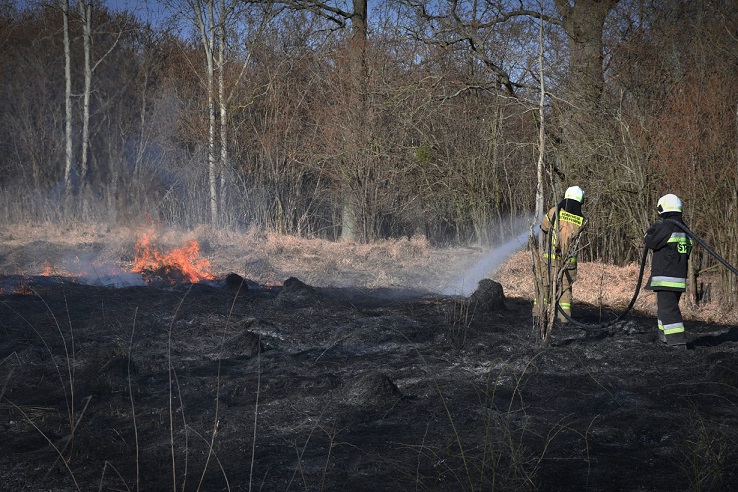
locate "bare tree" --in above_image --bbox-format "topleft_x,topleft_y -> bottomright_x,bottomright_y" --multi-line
76,0 -> 125,185
535,0 -> 546,232
62,0 -> 73,190
552,0 -> 618,112
178,0 -> 273,225
401,0 -> 550,98
403,1 -> 621,237
187,0 -> 220,223
400,0 -> 547,240
78,0 -> 91,184
263,0 -> 368,240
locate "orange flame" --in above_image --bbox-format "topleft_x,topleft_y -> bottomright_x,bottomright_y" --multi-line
132,233 -> 214,283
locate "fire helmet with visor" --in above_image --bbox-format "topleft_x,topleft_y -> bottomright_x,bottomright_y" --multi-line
564,185 -> 584,203
657,193 -> 682,214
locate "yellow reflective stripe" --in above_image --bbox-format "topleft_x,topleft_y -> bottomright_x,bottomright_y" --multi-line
663,326 -> 685,335
667,233 -> 692,254
659,320 -> 685,334
544,253 -> 577,262
651,276 -> 686,289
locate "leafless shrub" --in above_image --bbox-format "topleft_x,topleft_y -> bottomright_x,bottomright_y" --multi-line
443,297 -> 474,348
679,410 -> 736,492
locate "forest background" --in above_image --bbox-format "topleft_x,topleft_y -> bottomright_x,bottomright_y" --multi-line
0,0 -> 736,306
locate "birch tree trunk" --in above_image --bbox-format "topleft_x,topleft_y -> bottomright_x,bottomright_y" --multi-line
75,0 -> 123,188
192,0 -> 219,224
218,0 -> 228,226
207,3 -> 217,224
78,0 -> 92,184
62,0 -> 73,190
189,0 -> 248,225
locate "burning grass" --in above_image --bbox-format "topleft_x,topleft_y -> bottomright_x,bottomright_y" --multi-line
132,229 -> 214,283
0,221 -> 735,324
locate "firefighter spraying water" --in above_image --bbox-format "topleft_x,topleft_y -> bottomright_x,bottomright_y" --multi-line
530,185 -> 586,343
530,189 -> 738,347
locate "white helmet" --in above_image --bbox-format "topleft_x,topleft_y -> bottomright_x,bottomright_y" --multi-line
657,193 -> 682,214
564,185 -> 584,202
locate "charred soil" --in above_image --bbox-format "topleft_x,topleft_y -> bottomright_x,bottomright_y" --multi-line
1,242 -> 738,491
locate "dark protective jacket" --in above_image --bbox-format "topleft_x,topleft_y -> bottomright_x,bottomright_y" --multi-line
540,198 -> 584,270
644,211 -> 692,292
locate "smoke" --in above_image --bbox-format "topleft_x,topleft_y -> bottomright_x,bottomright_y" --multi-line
77,267 -> 148,287
59,253 -> 148,287
442,218 -> 533,297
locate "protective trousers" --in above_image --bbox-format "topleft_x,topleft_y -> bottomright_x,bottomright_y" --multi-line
656,291 -> 686,346
558,268 -> 576,322
533,258 -> 576,323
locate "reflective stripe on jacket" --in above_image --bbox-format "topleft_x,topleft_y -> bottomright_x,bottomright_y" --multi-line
644,213 -> 692,292
540,204 -> 584,267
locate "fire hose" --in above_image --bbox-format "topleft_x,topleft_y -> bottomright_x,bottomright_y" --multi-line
545,217 -> 738,330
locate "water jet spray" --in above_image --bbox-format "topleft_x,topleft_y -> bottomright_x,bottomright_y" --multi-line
442,221 -> 532,297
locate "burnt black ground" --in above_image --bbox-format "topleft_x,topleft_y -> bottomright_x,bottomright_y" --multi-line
1,273 -> 738,491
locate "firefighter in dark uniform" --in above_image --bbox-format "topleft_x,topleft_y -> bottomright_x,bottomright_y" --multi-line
644,193 -> 692,349
534,185 -> 585,324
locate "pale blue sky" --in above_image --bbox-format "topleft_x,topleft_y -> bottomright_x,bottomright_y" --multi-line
104,0 -> 169,24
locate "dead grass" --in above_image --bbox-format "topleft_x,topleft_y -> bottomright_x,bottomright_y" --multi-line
494,250 -> 738,326
0,222 -> 735,325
